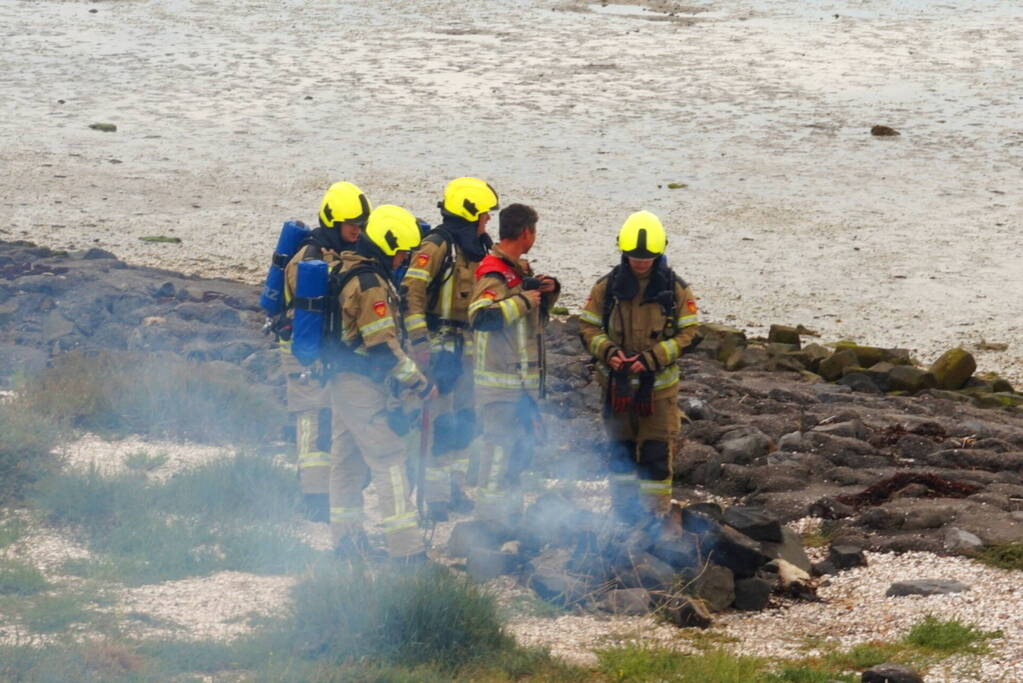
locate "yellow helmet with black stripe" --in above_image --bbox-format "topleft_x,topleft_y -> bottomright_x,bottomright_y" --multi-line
364,205 -> 422,256
319,181 -> 371,229
440,177 -> 499,222
618,210 -> 667,258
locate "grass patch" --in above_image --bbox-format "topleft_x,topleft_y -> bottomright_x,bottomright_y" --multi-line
20,351 -> 283,444
972,542 -> 1023,571
820,641 -> 905,670
0,516 -> 28,548
35,454 -> 320,584
763,666 -> 855,683
0,399 -> 59,505
270,564 -> 515,670
905,615 -> 1002,653
20,591 -> 96,633
139,235 -> 181,243
0,558 -> 49,596
597,646 -> 766,682
123,450 -> 168,473
550,305 -> 571,316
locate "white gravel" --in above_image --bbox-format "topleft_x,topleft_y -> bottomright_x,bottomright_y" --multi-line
56,433 -> 235,482
114,571 -> 295,642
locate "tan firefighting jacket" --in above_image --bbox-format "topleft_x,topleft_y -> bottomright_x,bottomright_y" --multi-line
578,267 -> 699,398
467,246 -> 559,404
335,251 -> 430,396
401,232 -> 480,355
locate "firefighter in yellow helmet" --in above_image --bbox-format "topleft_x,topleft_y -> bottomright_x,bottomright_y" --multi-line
577,211 -> 701,522
280,181 -> 371,521
467,203 -> 559,523
326,204 -> 436,563
401,177 -> 499,522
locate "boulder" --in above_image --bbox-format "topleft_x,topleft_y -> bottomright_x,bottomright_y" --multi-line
680,397 -> 717,421
818,349 -> 859,381
601,588 -> 651,615
447,520 -> 505,557
695,324 -> 746,363
861,663 -> 924,683
722,506 -> 783,543
828,544 -> 867,570
724,345 -> 769,371
733,577 -> 772,610
467,547 -> 510,582
885,579 -> 971,597
618,552 -> 678,591
719,429 -> 773,464
943,527 -> 983,553
837,372 -> 882,394
887,366 -> 937,394
650,531 -> 700,570
768,324 -> 801,347
706,525 -> 772,578
778,431 -> 806,452
691,564 -> 735,612
812,419 -> 868,441
663,596 -> 712,629
929,348 -> 977,390
761,527 -> 812,574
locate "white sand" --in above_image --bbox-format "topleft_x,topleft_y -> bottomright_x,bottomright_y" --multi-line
2,0 -> 1020,380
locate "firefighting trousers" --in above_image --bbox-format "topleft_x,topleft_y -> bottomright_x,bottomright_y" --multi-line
604,392 -> 679,518
285,357 -> 331,495
423,356 -> 476,506
328,372 -> 424,558
475,399 -> 531,522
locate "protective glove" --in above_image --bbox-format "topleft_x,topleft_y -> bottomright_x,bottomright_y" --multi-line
610,369 -> 633,414
429,350 -> 462,395
634,371 -> 655,417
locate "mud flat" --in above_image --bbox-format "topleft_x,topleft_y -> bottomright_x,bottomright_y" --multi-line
2,0 -> 1021,380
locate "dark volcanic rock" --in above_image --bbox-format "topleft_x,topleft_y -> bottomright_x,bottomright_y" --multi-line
722,506 -> 783,543
691,564 -> 735,612
733,577 -> 772,610
828,544 -> 867,570
663,596 -> 712,629
885,579 -> 970,597
861,664 -> 923,683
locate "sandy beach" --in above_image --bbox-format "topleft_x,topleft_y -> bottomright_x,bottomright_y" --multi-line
2,0 -> 1021,378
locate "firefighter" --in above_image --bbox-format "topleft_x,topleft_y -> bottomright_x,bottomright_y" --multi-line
401,177 -> 499,522
326,204 -> 436,563
467,203 -> 559,522
281,181 -> 370,521
577,211 -> 700,522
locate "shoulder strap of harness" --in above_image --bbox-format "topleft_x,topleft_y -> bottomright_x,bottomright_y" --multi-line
424,227 -> 456,312
475,253 -> 522,288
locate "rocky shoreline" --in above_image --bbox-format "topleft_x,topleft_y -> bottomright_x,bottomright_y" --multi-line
4,238 -> 1023,560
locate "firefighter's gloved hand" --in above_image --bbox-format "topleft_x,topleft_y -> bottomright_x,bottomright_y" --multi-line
634,372 -> 655,417
610,370 -> 633,414
429,350 -> 462,395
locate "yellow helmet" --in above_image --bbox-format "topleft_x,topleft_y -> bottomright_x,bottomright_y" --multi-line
319,181 -> 371,228
618,210 -> 667,258
364,205 -> 422,256
440,177 -> 499,222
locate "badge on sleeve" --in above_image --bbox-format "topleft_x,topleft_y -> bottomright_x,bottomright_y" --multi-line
482,289 -> 497,300
415,253 -> 430,267
686,299 -> 698,314
373,300 -> 387,317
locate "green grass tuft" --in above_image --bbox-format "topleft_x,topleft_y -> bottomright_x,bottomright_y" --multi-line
21,351 -> 283,445
972,543 -> 1023,571
0,517 -> 28,548
763,666 -> 856,683
123,450 -> 168,473
905,615 -> 1002,653
20,592 -> 95,633
597,646 -> 766,682
271,564 -> 515,671
139,235 -> 181,243
0,400 -> 59,506
0,558 -> 49,595
35,455 -> 320,585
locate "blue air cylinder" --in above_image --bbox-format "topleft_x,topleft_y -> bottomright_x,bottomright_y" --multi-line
291,259 -> 329,366
259,220 -> 311,316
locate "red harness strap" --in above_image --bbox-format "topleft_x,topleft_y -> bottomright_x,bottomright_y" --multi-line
475,254 -> 522,288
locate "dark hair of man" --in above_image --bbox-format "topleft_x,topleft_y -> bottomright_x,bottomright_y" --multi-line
498,203 -> 538,241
